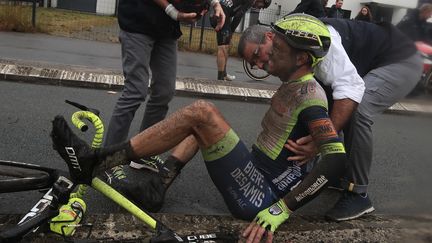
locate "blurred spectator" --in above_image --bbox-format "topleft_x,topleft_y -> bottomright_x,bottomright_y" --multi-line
354,6 -> 373,22
397,3 -> 432,43
327,0 -> 344,18
214,0 -> 271,81
322,0 -> 329,16
290,0 -> 326,18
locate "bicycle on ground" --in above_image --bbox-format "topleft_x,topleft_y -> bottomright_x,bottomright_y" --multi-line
0,100 -> 237,243
242,59 -> 270,81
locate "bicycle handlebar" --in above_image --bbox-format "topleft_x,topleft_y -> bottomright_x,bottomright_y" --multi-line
71,111 -> 104,149
65,100 -> 100,116
69,109 -> 104,200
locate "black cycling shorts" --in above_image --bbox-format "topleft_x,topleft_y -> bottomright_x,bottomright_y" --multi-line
202,129 -> 279,220
216,6 -> 233,46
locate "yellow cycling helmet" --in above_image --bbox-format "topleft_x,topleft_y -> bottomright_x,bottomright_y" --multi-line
272,14 -> 331,66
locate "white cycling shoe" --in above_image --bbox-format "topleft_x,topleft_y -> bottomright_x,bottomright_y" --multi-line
224,73 -> 236,81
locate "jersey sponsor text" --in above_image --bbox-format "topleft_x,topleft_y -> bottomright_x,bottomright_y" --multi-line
230,161 -> 265,207
294,175 -> 328,202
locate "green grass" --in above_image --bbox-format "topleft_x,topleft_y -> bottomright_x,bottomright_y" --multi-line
0,4 -> 36,32
36,8 -> 117,35
0,5 -> 240,55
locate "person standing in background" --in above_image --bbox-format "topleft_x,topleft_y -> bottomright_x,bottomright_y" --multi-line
290,0 -> 326,18
105,0 -> 225,168
354,6 -> 373,22
322,0 -> 329,16
214,0 -> 272,81
397,3 -> 432,43
327,0 -> 344,18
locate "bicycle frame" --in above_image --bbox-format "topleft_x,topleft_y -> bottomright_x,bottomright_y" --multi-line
0,175 -> 75,242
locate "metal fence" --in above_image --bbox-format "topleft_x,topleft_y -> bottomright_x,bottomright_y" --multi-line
0,0 -> 41,28
179,8 -> 291,55
0,2 -> 288,55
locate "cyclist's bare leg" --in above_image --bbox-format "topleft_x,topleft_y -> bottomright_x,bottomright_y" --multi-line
51,100 -> 230,184
223,45 -> 230,75
170,135 -> 199,163
129,99 -> 230,162
217,45 -> 228,71
155,135 -> 199,188
217,45 -> 229,79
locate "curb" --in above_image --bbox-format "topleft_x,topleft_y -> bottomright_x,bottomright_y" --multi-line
1,213 -> 431,242
1,59 -> 432,115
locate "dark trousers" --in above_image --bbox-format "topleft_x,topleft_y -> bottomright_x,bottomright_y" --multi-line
104,30 -> 177,146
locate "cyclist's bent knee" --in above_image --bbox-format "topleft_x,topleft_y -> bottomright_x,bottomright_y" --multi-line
189,100 -> 219,118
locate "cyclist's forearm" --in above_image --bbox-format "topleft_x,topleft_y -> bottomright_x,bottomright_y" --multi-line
283,152 -> 346,211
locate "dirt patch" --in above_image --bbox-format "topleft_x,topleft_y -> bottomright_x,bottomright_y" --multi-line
2,214 -> 431,242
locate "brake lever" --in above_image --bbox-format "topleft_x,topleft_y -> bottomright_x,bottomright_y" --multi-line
65,100 -> 100,117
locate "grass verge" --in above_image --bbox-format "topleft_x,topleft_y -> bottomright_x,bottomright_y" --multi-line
0,5 -> 240,56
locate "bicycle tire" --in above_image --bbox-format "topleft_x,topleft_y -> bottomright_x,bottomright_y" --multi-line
423,69 -> 432,94
243,59 -> 270,81
0,160 -> 57,193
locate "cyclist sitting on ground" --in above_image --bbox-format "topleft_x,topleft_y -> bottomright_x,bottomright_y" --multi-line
212,0 -> 271,81
51,14 -> 346,243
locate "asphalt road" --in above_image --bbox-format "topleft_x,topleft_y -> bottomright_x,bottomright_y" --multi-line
1,81 -> 432,218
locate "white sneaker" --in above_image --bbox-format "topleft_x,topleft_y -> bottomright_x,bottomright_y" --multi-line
224,74 -> 236,81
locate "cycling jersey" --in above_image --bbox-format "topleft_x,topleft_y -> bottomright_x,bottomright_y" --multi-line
219,0 -> 253,17
203,73 -> 347,220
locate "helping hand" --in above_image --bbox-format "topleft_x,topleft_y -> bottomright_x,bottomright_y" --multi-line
212,3 -> 225,31
242,199 -> 290,243
177,12 -> 199,23
285,135 -> 318,166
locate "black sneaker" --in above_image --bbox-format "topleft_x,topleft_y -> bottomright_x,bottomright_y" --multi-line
129,155 -> 165,172
101,165 -> 166,212
130,156 -> 182,189
103,165 -> 128,184
51,115 -> 98,185
325,191 -> 375,221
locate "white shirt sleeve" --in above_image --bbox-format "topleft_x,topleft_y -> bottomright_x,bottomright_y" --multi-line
313,25 -> 365,103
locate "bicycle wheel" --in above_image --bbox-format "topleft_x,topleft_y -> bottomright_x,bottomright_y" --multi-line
0,160 -> 57,193
243,59 -> 270,81
423,69 -> 432,94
